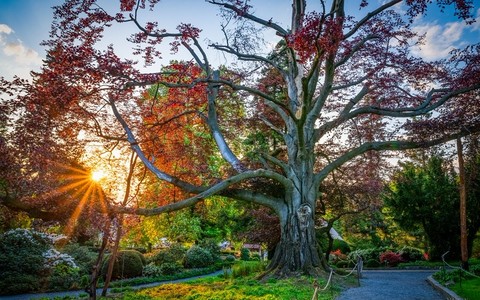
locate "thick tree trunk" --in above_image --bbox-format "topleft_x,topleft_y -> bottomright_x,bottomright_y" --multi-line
267,202 -> 324,276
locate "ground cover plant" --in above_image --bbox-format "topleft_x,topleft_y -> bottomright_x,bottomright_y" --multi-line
127,273 -> 342,300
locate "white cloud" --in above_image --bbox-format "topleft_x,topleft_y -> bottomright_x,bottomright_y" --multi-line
3,41 -> 43,65
0,24 -> 13,35
412,21 -> 467,60
0,24 -> 42,79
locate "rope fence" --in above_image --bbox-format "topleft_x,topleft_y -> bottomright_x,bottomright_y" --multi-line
441,251 -> 480,279
311,256 -> 363,300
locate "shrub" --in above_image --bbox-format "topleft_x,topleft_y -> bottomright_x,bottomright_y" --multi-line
380,251 -> 403,267
142,263 -> 162,277
364,259 -> 381,268
62,243 -> 98,276
398,246 -> 424,262
184,246 -> 213,268
231,261 -> 267,278
159,262 -> 182,275
101,250 -> 144,279
151,243 -> 186,266
0,229 -> 50,294
348,247 -> 388,262
332,239 -> 351,254
329,249 -> 348,263
469,264 -> 480,276
44,262 -> 81,291
199,239 -> 221,261
240,248 -> 251,261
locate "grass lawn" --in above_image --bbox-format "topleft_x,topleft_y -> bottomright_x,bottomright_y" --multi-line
449,277 -> 480,300
119,274 -> 344,300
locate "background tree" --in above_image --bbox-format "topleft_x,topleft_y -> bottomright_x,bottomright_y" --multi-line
384,155 -> 480,259
4,0 -> 480,277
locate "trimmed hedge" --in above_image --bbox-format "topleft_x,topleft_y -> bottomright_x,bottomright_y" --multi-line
101,250 -> 145,279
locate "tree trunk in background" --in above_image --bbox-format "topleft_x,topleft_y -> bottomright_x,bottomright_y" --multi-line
86,219 -> 111,300
102,215 -> 124,296
457,137 -> 469,271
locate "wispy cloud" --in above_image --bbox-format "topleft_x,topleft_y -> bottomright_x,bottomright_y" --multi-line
3,41 -> 43,65
412,21 -> 467,60
0,23 -> 42,79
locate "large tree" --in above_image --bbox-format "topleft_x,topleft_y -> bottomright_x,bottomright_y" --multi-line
4,0 -> 480,276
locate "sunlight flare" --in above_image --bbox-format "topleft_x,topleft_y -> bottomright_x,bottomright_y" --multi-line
91,169 -> 106,182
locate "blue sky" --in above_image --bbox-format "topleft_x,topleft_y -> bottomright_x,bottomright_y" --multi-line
0,0 -> 479,79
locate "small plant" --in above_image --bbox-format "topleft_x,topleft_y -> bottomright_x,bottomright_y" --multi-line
142,263 -> 163,277
232,261 -> 266,278
380,251 -> 403,267
240,248 -> 250,261
184,246 -> 213,268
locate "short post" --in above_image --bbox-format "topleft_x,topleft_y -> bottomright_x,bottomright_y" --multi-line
357,255 -> 363,286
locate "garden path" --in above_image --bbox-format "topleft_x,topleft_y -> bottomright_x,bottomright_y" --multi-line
335,270 -> 446,300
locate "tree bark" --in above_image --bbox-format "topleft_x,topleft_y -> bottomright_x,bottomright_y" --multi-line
85,218 -> 111,300
267,201 -> 323,276
457,137 -> 469,270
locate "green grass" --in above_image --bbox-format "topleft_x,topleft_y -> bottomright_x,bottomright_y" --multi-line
449,277 -> 480,300
122,275 -> 342,300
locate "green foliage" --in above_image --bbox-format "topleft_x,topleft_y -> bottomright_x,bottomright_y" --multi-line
472,234 -> 480,258
450,277 -> 480,300
184,246 -> 214,268
130,274 -> 338,300
0,229 -> 50,294
142,263 -> 162,277
198,239 -> 221,261
240,248 -> 251,261
61,243 -> 97,276
364,259 -> 381,268
348,247 -> 388,262
101,250 -> 145,280
231,261 -> 267,278
225,254 -> 236,262
332,239 -> 351,254
44,263 -> 81,291
383,157 -> 465,259
159,262 -> 182,275
398,246 -> 424,262
151,243 -> 186,266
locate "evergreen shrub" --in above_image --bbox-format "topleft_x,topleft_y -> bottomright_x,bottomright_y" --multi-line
240,248 -> 251,261
398,246 -> 424,262
101,250 -> 144,279
151,243 -> 186,266
184,246 -> 213,268
159,262 -> 182,275
0,229 -> 50,294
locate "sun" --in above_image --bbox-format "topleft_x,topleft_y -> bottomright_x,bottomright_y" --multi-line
91,169 -> 106,182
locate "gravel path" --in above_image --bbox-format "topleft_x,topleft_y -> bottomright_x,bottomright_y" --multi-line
335,270 -> 445,300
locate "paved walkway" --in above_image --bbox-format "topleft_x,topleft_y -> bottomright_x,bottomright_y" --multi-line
335,270 -> 445,300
